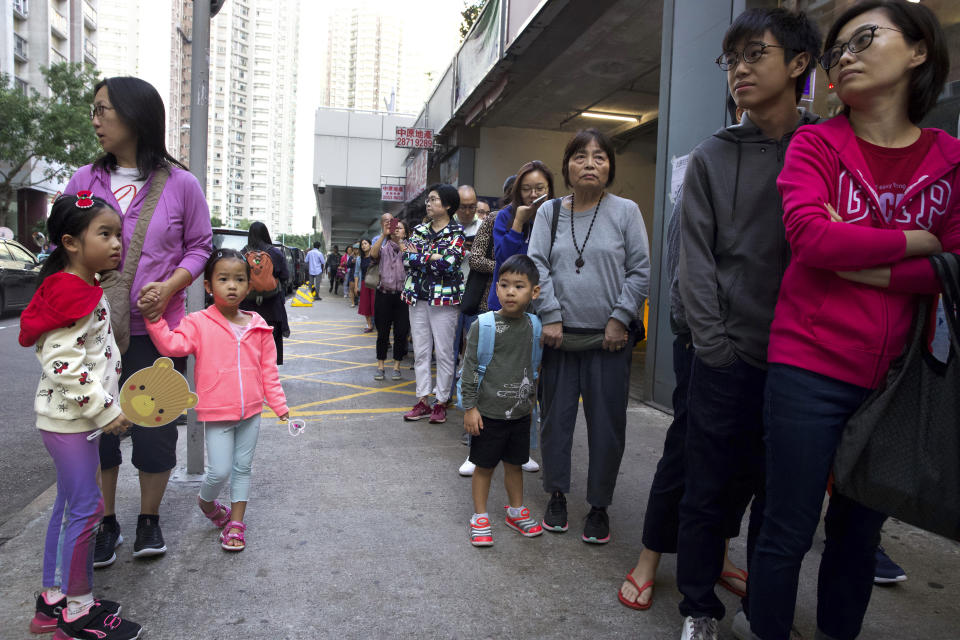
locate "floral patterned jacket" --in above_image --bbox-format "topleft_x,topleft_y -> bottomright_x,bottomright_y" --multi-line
402,219 -> 465,306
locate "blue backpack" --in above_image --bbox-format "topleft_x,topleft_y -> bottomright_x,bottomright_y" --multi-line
456,311 -> 543,411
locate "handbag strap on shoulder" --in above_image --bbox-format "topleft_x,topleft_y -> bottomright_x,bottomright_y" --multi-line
931,253 -> 960,349
121,166 -> 170,286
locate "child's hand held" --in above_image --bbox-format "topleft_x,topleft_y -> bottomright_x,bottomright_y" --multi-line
102,413 -> 132,436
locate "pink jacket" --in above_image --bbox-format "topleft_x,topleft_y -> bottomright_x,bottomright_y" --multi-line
145,306 -> 288,421
771,115 -> 960,388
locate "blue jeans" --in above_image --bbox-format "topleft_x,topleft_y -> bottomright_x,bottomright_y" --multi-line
199,414 -> 262,504
677,355 -> 766,621
749,364 -> 885,640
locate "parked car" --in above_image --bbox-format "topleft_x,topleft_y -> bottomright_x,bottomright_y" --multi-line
0,238 -> 41,314
290,247 -> 308,289
211,227 -> 249,252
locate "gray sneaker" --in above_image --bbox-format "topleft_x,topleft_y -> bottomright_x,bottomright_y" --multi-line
681,616 -> 718,640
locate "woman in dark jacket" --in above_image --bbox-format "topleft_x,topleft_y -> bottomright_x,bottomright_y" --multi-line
241,221 -> 289,365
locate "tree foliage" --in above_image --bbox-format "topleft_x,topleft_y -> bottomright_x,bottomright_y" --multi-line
459,0 -> 486,40
0,63 -> 102,227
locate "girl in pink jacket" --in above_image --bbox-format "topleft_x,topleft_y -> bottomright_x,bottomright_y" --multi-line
139,249 -> 289,552
748,3 -> 959,640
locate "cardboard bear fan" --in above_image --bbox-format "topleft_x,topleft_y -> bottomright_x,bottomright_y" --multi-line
120,357 -> 198,426
87,357 -> 198,441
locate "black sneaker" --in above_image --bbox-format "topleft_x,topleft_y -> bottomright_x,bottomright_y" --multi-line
132,515 -> 166,558
31,593 -> 121,634
93,520 -> 122,569
542,491 -> 568,532
55,602 -> 142,640
582,506 -> 610,544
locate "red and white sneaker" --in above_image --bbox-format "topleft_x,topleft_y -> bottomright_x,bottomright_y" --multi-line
403,400 -> 432,421
428,402 -> 447,423
470,516 -> 493,547
504,506 -> 543,537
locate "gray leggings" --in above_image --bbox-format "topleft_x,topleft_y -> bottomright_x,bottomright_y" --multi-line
199,414 -> 261,504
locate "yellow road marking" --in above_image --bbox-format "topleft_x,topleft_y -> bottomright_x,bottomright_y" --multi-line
288,380 -> 416,410
263,407 -> 414,418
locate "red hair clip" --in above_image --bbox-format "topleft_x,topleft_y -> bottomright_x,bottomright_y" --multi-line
76,191 -> 95,209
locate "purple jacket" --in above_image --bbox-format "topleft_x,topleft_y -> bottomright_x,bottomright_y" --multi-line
65,164 -> 212,334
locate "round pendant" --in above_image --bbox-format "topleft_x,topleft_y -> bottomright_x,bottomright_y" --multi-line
575,257 -> 585,269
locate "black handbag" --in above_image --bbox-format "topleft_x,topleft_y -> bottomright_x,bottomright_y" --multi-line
832,252 -> 960,542
459,231 -> 494,316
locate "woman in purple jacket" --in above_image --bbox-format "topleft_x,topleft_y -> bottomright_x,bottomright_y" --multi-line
65,76 -> 212,566
488,161 -> 555,311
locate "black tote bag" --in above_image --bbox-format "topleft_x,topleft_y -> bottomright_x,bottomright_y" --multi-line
833,252 -> 960,541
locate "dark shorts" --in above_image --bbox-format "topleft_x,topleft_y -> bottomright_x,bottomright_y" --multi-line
98,334 -> 185,473
469,414 -> 531,469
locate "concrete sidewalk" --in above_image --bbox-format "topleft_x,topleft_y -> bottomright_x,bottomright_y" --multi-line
1,292 -> 958,639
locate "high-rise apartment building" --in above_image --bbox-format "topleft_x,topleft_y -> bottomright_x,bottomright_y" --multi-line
322,6 -> 433,116
203,0 -> 299,233
2,0 -> 97,93
0,0 -> 98,241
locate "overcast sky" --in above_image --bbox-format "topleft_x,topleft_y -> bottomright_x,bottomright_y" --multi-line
290,0 -> 464,233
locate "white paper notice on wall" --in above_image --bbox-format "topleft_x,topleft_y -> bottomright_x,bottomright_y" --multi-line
670,154 -> 689,205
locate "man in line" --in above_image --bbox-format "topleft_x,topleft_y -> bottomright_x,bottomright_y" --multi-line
675,8 -> 821,640
306,241 -> 325,300
450,185 -> 483,404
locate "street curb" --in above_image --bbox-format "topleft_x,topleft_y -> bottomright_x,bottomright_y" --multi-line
0,482 -> 56,547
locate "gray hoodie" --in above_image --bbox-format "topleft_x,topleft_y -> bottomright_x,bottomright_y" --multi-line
678,109 -> 820,369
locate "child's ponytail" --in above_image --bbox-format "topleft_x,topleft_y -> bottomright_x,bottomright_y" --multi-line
37,194 -> 115,286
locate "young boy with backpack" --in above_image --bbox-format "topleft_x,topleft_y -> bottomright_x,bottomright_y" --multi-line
459,255 -> 544,547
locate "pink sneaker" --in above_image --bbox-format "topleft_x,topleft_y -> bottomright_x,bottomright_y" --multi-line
404,400 -> 432,421
428,402 -> 447,423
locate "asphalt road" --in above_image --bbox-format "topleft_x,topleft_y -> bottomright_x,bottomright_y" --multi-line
0,310 -> 56,534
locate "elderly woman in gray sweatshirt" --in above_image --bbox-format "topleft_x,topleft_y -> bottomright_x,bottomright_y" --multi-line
528,128 -> 650,544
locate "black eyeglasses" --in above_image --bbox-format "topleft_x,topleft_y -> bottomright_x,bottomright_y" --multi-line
716,42 -> 787,71
819,25 -> 903,70
89,104 -> 114,120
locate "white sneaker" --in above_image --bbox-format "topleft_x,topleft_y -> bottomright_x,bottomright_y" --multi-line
458,458 -> 475,476
732,610 -> 750,640
681,616 -> 718,640
521,457 -> 540,472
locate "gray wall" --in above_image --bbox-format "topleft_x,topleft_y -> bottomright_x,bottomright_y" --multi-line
644,0 -> 746,408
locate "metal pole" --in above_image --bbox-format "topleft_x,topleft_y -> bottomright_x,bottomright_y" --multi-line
185,0 -> 212,476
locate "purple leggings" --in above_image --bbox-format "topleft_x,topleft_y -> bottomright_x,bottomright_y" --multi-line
41,430 -> 104,596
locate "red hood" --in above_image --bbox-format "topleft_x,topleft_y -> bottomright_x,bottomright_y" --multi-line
19,272 -> 103,347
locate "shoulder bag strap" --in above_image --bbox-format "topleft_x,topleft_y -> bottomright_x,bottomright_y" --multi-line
121,166 -> 170,287
931,253 -> 960,350
547,198 -> 561,262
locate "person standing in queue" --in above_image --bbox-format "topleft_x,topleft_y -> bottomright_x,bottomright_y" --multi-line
402,184 -> 465,425
66,76 -> 212,568
306,241 -> 325,300
528,129 -> 650,546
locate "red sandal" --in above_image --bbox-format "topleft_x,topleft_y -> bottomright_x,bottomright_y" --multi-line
717,567 -> 748,598
220,521 -> 246,551
618,568 -> 654,611
198,497 -> 232,528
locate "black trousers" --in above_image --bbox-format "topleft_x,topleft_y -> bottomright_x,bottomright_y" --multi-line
374,290 -> 410,362
677,355 -> 766,621
642,334 -> 747,553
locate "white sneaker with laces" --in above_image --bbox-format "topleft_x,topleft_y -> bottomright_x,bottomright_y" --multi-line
458,458 -> 475,476
681,616 -> 718,640
521,457 -> 540,472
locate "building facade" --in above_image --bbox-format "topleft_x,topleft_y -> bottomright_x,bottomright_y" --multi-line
205,0 -> 299,234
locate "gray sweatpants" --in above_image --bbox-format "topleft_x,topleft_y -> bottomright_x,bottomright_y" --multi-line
539,345 -> 632,507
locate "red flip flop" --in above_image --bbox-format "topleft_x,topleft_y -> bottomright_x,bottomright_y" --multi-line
617,568 -> 654,611
717,568 -> 748,598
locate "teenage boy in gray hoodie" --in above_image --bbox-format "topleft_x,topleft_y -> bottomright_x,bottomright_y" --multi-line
675,9 -> 821,640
